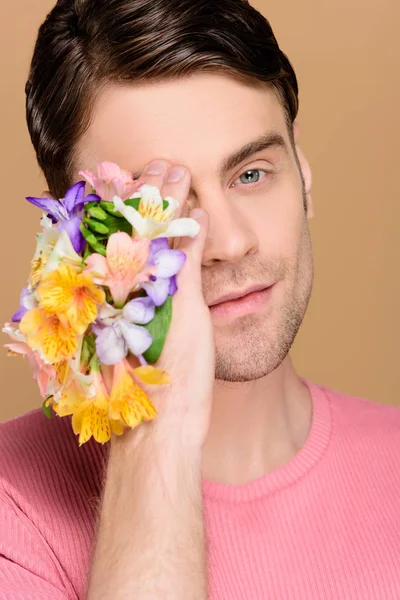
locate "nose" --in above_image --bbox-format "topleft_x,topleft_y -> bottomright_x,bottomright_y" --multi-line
200,189 -> 258,265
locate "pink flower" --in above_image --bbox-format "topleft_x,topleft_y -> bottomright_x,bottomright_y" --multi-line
3,323 -> 56,398
79,161 -> 143,201
83,232 -> 157,308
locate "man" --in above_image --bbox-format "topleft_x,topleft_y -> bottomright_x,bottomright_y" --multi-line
1,0 -> 399,598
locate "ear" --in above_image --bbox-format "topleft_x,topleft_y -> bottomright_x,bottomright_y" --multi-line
41,190 -> 55,199
293,122 -> 314,220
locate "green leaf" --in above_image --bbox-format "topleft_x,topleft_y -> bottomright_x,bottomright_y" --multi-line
102,214 -> 133,236
142,295 -> 172,364
125,197 -> 141,211
42,398 -> 53,419
81,333 -> 97,365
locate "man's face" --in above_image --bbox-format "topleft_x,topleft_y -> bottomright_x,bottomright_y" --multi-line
76,74 -> 314,383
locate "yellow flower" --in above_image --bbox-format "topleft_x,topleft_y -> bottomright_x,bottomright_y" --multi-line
53,367 -> 124,446
108,359 -> 169,428
36,264 -> 105,334
52,359 -> 170,446
19,308 -> 79,363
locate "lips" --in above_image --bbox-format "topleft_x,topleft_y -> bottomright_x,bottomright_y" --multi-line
208,284 -> 271,307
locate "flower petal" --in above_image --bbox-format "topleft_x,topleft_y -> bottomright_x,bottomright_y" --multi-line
133,365 -> 171,386
84,253 -> 110,280
25,196 -> 68,222
11,306 -> 28,323
95,325 -> 127,365
112,195 -> 146,236
118,320 -> 153,357
58,215 -> 85,254
74,193 -> 101,213
149,237 -> 169,261
78,169 -> 96,189
98,302 -> 121,321
122,296 -> 155,325
62,181 -> 86,215
141,278 -> 170,306
154,248 -> 186,278
169,275 -> 178,296
109,360 -> 157,426
162,195 -> 179,219
107,232 -> 150,275
42,230 -> 82,276
131,183 -> 161,200
97,160 -> 122,181
159,217 -> 201,239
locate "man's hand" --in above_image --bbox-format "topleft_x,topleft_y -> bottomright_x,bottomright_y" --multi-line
85,159 -> 214,600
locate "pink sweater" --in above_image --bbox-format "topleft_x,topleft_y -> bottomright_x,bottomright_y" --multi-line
1,378 -> 400,600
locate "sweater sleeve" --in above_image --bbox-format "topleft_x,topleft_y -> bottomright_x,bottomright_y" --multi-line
0,493 -> 75,600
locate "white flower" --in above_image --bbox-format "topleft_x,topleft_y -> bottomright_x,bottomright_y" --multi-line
112,183 -> 200,239
29,214 -> 82,288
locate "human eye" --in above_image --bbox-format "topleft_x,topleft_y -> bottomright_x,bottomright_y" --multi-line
231,167 -> 271,188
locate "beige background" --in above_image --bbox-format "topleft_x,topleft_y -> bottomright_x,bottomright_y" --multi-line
0,0 -> 398,421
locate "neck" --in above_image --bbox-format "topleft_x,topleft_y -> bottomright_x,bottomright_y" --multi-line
201,355 -> 313,485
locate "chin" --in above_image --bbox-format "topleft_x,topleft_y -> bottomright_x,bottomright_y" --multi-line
214,296 -> 309,383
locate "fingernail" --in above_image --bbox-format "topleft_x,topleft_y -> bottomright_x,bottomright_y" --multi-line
144,160 -> 168,175
166,166 -> 186,183
190,208 -> 203,219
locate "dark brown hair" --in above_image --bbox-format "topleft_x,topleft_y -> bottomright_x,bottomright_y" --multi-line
26,0 -> 299,199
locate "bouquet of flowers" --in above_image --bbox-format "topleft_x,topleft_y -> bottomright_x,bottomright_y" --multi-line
3,161 -> 200,446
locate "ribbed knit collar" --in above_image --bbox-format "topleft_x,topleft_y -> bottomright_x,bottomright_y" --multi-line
202,379 -> 332,503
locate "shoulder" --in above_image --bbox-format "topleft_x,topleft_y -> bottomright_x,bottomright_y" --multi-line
311,379 -> 400,455
0,407 -> 107,512
321,380 -> 400,426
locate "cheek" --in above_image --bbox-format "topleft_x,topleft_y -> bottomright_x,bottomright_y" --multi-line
251,178 -> 305,257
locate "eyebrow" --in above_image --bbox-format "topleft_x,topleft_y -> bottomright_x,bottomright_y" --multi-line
132,130 -> 289,181
218,130 -> 289,178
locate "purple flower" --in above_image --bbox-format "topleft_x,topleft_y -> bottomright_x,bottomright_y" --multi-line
26,181 -> 100,254
11,287 -> 36,323
94,297 -> 155,365
141,238 -> 186,306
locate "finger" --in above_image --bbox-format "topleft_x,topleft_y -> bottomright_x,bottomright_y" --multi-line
161,164 -> 191,220
175,208 -> 209,293
135,159 -> 170,192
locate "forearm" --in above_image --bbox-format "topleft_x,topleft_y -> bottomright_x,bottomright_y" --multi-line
85,425 -> 207,600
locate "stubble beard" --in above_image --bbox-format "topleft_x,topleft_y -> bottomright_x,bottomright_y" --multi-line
213,220 -> 314,383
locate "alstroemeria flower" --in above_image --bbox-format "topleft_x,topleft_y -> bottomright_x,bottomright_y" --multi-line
11,286 -> 37,323
26,181 -> 99,253
112,184 -> 200,239
141,237 -> 186,306
19,308 -> 79,363
36,264 -> 106,335
48,340 -> 95,404
79,160 -> 144,202
27,216 -> 83,291
29,215 -> 60,288
93,298 -> 154,365
53,368 -> 124,446
2,323 -> 55,397
109,358 -> 170,429
84,232 -> 156,308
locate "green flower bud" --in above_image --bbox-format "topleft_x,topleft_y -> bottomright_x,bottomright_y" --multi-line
83,217 -> 109,235
86,205 -> 108,221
